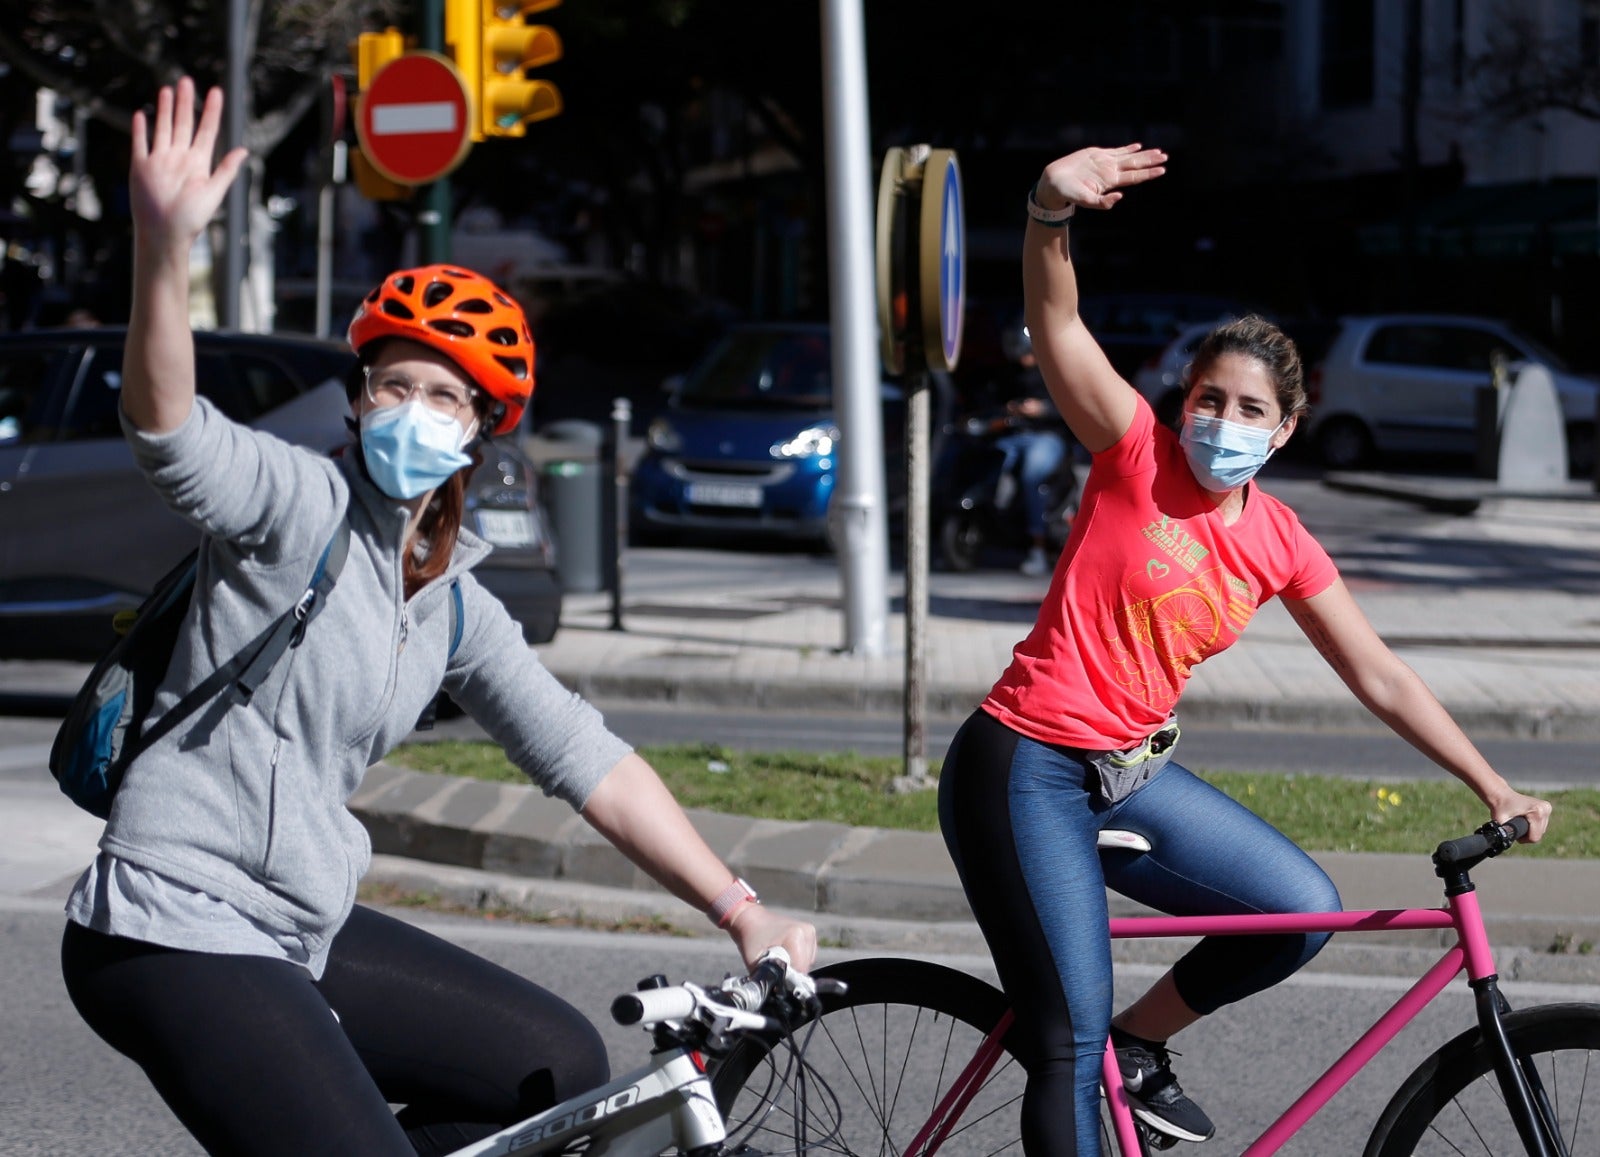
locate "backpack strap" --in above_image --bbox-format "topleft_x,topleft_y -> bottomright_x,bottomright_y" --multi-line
125,519 -> 351,764
448,578 -> 464,658
412,579 -> 465,734
234,520 -> 351,702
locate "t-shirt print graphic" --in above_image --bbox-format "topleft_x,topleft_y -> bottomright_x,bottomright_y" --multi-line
1103,564 -> 1260,707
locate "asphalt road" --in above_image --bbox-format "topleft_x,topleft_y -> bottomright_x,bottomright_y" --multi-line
399,703 -> 1600,789
6,897 -> 1598,1156
6,694 -> 1596,791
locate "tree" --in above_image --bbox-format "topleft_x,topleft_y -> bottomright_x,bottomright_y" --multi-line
0,0 -> 397,327
1459,3 -> 1600,123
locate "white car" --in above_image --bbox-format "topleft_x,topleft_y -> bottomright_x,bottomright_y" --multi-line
1305,314 -> 1598,475
1129,319 -> 1229,429
1129,316 -> 1340,433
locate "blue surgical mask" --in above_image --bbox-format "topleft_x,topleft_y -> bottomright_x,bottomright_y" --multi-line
359,400 -> 475,500
1179,412 -> 1283,492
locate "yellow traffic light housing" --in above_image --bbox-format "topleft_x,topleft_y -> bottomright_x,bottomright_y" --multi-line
352,27 -> 407,92
348,28 -> 413,202
446,0 -> 563,140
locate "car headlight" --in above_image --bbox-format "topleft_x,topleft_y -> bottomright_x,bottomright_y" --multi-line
772,424 -> 839,458
647,417 -> 682,453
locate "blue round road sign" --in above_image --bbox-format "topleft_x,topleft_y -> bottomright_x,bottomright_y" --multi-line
918,149 -> 964,371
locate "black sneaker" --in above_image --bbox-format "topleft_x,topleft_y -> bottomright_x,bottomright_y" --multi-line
1116,1041 -> 1216,1143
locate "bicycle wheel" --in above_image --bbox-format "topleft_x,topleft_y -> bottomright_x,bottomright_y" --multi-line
1364,1002 -> 1600,1156
710,957 -> 1026,1156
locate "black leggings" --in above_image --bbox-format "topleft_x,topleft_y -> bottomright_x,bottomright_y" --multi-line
60,906 -> 610,1157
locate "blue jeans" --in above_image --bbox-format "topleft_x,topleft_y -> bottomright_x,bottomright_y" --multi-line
994,429 -> 1067,538
939,711 -> 1341,1156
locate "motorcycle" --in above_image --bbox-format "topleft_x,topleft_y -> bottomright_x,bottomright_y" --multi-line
932,409 -> 1081,572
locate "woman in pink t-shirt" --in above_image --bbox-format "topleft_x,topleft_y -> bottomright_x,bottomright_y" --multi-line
937,144 -> 1554,1155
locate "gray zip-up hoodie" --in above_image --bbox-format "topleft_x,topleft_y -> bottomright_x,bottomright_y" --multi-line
77,397 -> 630,964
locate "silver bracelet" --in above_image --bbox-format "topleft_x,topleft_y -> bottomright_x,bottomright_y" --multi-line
1027,184 -> 1075,227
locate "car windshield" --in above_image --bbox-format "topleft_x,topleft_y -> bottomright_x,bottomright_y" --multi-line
675,331 -> 833,410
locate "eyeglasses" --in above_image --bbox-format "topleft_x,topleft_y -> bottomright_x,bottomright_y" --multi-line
364,368 -> 481,420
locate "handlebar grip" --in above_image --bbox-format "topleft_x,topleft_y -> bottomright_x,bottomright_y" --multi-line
1434,816 -> 1529,865
611,987 -> 697,1026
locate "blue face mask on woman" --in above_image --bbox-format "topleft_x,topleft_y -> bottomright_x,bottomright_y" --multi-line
359,400 -> 475,500
1179,412 -> 1284,493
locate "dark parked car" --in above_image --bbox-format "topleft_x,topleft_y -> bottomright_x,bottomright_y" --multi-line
0,327 -> 561,661
629,323 -> 905,545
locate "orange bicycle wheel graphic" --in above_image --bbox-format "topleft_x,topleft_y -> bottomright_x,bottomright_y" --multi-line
1151,588 -> 1221,663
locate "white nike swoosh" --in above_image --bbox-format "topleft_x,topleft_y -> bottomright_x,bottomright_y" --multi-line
1125,1070 -> 1145,1093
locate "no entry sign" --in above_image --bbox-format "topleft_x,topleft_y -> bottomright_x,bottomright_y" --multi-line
356,52 -> 473,186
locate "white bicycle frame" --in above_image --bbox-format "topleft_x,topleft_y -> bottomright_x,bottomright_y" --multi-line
449,952 -> 812,1157
449,1048 -> 725,1157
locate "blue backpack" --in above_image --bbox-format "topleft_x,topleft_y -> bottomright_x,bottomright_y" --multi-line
50,526 -> 351,818
50,523 -> 466,818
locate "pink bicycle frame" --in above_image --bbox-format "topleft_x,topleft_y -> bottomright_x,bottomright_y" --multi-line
903,888 -> 1497,1157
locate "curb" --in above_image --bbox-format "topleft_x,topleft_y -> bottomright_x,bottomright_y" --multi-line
539,664 -> 1600,743
351,764 -> 1600,986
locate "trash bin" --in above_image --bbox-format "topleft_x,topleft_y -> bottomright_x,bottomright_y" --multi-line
540,419 -> 607,593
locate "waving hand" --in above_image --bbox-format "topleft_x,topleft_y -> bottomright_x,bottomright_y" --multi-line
130,78 -> 248,248
123,78 -> 249,433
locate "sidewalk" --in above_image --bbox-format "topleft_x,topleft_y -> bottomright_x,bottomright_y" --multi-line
531,488 -> 1600,741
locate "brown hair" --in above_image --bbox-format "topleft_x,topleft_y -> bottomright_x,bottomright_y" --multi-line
345,352 -> 489,599
1186,314 -> 1308,418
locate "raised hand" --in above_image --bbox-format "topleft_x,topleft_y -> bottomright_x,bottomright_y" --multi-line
1037,143 -> 1167,212
129,77 -> 249,250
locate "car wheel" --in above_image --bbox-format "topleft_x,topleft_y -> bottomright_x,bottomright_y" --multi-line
1566,421 -> 1595,479
939,512 -> 984,572
1316,417 -> 1375,471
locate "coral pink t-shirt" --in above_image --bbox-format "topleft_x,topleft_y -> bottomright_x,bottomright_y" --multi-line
983,398 -> 1338,750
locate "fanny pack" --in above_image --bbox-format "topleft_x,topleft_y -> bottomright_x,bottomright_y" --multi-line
1086,720 -> 1181,804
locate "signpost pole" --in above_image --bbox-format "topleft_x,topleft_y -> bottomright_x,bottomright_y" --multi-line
419,0 -> 451,263
877,146 -> 963,792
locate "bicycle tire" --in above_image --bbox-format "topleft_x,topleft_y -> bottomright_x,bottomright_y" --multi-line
1364,1001 -> 1600,1156
710,957 -> 1026,1156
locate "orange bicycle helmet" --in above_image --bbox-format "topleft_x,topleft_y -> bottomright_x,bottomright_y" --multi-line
348,265 -> 534,435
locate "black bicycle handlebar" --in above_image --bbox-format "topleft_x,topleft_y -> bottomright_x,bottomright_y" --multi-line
1433,816 -> 1530,866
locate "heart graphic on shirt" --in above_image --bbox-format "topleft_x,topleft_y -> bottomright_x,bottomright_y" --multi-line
1147,560 -> 1170,580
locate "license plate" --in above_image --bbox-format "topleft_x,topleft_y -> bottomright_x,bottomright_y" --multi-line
476,509 -> 537,547
686,482 -> 763,508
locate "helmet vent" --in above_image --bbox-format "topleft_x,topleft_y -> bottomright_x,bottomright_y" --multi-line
487,326 -> 521,347
423,281 -> 455,309
457,298 -> 494,314
380,299 -> 416,320
496,354 -> 530,380
392,275 -> 415,294
428,318 -> 476,339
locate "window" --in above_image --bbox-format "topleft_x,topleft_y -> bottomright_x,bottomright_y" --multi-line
230,352 -> 302,417
1364,325 -> 1515,373
1320,0 -> 1375,109
57,345 -> 127,441
0,346 -> 70,444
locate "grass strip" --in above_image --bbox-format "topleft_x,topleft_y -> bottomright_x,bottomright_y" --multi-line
387,740 -> 1600,860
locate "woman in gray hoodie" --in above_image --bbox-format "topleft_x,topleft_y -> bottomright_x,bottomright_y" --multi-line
59,77 -> 817,1157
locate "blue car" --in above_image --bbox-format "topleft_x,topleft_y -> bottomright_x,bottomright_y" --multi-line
632,324 -> 903,544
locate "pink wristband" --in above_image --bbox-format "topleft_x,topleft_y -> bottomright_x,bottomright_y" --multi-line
708,877 -> 760,929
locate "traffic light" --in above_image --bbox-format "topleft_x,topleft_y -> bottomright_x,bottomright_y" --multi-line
347,27 -> 413,201
352,27 -> 406,92
446,0 -> 563,140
